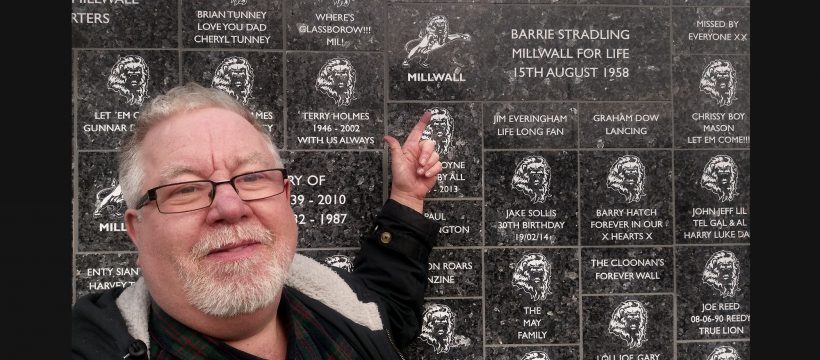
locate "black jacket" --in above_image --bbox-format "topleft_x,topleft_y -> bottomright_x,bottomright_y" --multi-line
72,199 -> 439,359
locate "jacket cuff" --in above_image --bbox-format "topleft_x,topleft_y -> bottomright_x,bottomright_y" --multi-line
372,199 -> 440,259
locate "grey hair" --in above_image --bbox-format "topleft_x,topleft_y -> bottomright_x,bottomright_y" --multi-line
118,82 -> 282,209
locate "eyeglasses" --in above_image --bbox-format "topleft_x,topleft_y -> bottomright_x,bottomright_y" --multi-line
135,168 -> 288,214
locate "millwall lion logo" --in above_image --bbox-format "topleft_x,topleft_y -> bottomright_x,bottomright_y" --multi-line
702,250 -> 740,298
421,107 -> 454,156
401,15 -> 471,70
315,57 -> 357,107
323,254 -> 353,272
607,155 -> 646,203
511,253 -> 552,301
700,59 -> 738,107
107,55 -> 150,107
211,56 -> 255,105
418,303 -> 471,354
511,156 -> 552,204
700,155 -> 740,203
521,351 -> 551,360
707,345 -> 741,360
608,300 -> 648,349
93,178 -> 126,218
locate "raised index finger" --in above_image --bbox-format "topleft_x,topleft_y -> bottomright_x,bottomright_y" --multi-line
404,111 -> 433,146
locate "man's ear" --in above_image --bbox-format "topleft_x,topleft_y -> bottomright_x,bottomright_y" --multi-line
284,178 -> 292,199
124,208 -> 142,250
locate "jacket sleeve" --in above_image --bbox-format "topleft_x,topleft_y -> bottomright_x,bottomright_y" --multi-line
351,199 -> 440,351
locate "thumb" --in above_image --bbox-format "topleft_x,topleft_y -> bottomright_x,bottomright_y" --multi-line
384,135 -> 403,161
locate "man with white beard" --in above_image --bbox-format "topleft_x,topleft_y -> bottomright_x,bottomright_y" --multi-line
72,83 -> 443,359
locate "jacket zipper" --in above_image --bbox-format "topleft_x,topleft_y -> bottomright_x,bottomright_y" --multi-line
384,329 -> 406,360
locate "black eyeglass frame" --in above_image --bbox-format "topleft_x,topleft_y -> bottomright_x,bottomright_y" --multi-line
134,168 -> 288,214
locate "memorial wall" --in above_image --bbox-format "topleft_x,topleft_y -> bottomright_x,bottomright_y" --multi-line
72,0 -> 750,358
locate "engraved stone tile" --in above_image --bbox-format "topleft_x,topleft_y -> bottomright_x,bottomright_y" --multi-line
483,6 -> 670,101
580,151 -> 673,246
388,4 -> 488,100
388,103 -> 482,198
579,102 -> 673,149
76,50 -> 179,150
484,103 -> 578,150
677,246 -> 751,340
181,0 -> 282,49
287,53 -> 384,150
75,253 -> 139,301
283,151 -> 382,248
485,248 -> 580,344
296,249 -> 359,273
672,7 -> 750,55
675,150 -> 750,244
485,151 -> 578,246
674,55 -> 750,148
424,200 -> 483,247
72,0 -> 177,48
181,50 -> 284,147
485,346 -> 579,360
77,152 -> 133,252
677,341 -> 750,359
582,295 -> 673,360
582,247 -> 673,294
287,0 -> 383,50
406,299 -> 483,359
426,249 -> 481,297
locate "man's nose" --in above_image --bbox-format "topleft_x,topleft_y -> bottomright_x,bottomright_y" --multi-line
205,182 -> 251,224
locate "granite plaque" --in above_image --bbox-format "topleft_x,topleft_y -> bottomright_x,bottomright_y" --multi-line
674,55 -> 750,148
72,0 -> 176,48
297,249 -> 359,273
583,295 -> 673,360
75,253 -> 139,301
579,102 -> 673,149
672,7 -> 750,55
76,50 -> 179,150
388,4 -> 485,100
426,249 -> 481,297
181,50 -> 284,146
423,200 -> 483,247
407,299 -> 483,359
582,247 -> 673,294
389,103 -> 482,198
287,53 -> 384,150
675,150 -> 750,244
485,151 -> 578,246
484,103 -> 578,149
485,248 -> 580,344
484,6 -> 670,101
486,346 -> 579,360
288,0 -> 383,50
77,152 -> 133,252
283,151 -> 382,248
677,246 -> 751,340
182,0 -> 282,49
677,341 -> 750,359
580,151 -> 673,246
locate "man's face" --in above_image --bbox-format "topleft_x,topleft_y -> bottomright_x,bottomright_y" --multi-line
124,107 -> 297,317
715,70 -> 732,98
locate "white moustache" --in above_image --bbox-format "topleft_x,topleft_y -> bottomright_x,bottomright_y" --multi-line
191,224 -> 274,258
